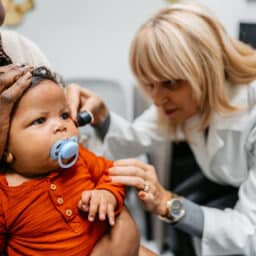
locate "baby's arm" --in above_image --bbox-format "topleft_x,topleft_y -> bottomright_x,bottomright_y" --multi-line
79,189 -> 117,225
78,145 -> 125,224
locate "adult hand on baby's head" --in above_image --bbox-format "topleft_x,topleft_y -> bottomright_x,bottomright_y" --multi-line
0,64 -> 33,160
65,83 -> 109,126
78,189 -> 117,226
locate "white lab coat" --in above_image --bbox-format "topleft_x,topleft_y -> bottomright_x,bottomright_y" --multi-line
98,81 -> 256,255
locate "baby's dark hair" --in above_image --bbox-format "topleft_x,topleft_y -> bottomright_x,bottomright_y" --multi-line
30,66 -> 58,89
12,66 -> 60,115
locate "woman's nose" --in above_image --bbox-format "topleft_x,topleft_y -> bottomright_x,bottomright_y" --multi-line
151,85 -> 168,106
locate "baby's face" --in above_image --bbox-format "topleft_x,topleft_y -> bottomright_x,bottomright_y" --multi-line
7,80 -> 79,177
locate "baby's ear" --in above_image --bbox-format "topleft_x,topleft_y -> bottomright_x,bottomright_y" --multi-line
3,152 -> 14,164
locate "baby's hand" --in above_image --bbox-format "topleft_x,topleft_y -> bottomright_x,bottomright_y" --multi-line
78,189 -> 117,226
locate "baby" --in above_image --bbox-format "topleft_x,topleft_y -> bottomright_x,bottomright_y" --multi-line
0,66 -> 125,255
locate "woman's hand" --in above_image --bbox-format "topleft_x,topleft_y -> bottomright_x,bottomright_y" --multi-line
0,64 -> 33,159
109,159 -> 173,216
65,83 -> 109,125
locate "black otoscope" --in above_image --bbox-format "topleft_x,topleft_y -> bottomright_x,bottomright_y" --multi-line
76,111 -> 94,126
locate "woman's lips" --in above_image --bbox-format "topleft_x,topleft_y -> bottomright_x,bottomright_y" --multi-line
164,108 -> 178,117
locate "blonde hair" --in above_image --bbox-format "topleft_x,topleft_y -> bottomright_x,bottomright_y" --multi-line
130,1 -> 256,134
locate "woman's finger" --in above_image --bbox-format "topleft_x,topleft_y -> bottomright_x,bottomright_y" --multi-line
109,166 -> 148,180
138,190 -> 154,202
65,84 -> 81,119
114,158 -> 152,170
66,84 -> 98,120
110,175 -> 145,190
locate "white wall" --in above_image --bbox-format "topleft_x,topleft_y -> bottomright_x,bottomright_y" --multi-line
2,0 -> 256,90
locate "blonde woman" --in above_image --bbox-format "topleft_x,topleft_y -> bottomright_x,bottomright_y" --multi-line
68,1 -> 256,255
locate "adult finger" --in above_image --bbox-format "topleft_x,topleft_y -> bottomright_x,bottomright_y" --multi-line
110,175 -> 145,190
0,72 -> 32,159
109,166 -> 148,180
65,84 -> 81,120
0,71 -> 32,102
66,84 -> 95,119
0,65 -> 33,93
114,158 -> 152,171
138,190 -> 155,202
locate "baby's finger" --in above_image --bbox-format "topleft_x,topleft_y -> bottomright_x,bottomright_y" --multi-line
79,191 -> 92,212
80,191 -> 91,205
88,195 -> 100,222
98,199 -> 107,221
78,200 -> 89,212
107,204 -> 115,226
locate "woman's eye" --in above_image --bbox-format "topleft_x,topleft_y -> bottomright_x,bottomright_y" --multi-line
162,80 -> 178,89
146,83 -> 154,91
61,112 -> 71,120
31,117 -> 45,125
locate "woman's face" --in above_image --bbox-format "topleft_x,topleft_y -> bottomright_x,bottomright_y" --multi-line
146,80 -> 199,125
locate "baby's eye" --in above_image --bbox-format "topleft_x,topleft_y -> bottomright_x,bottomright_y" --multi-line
31,117 -> 46,125
61,112 -> 71,120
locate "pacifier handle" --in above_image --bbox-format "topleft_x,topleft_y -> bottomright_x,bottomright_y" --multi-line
50,136 -> 79,169
77,111 -> 94,126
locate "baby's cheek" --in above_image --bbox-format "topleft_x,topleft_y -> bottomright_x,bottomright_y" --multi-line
69,123 -> 79,136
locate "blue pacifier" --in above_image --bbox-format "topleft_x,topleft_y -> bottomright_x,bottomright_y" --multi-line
50,136 -> 79,169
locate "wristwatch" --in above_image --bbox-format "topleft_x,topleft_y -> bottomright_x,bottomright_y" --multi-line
158,197 -> 186,224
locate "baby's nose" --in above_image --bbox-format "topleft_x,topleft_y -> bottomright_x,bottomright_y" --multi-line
54,121 -> 67,133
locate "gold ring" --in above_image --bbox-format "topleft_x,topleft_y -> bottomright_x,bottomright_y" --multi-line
143,181 -> 150,193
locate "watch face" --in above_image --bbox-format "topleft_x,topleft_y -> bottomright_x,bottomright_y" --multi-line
159,198 -> 185,223
171,200 -> 183,217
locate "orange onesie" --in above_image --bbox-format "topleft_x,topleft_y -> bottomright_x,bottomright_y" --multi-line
0,145 -> 125,256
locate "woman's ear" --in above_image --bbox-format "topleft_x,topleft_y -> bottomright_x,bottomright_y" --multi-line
4,152 -> 14,163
